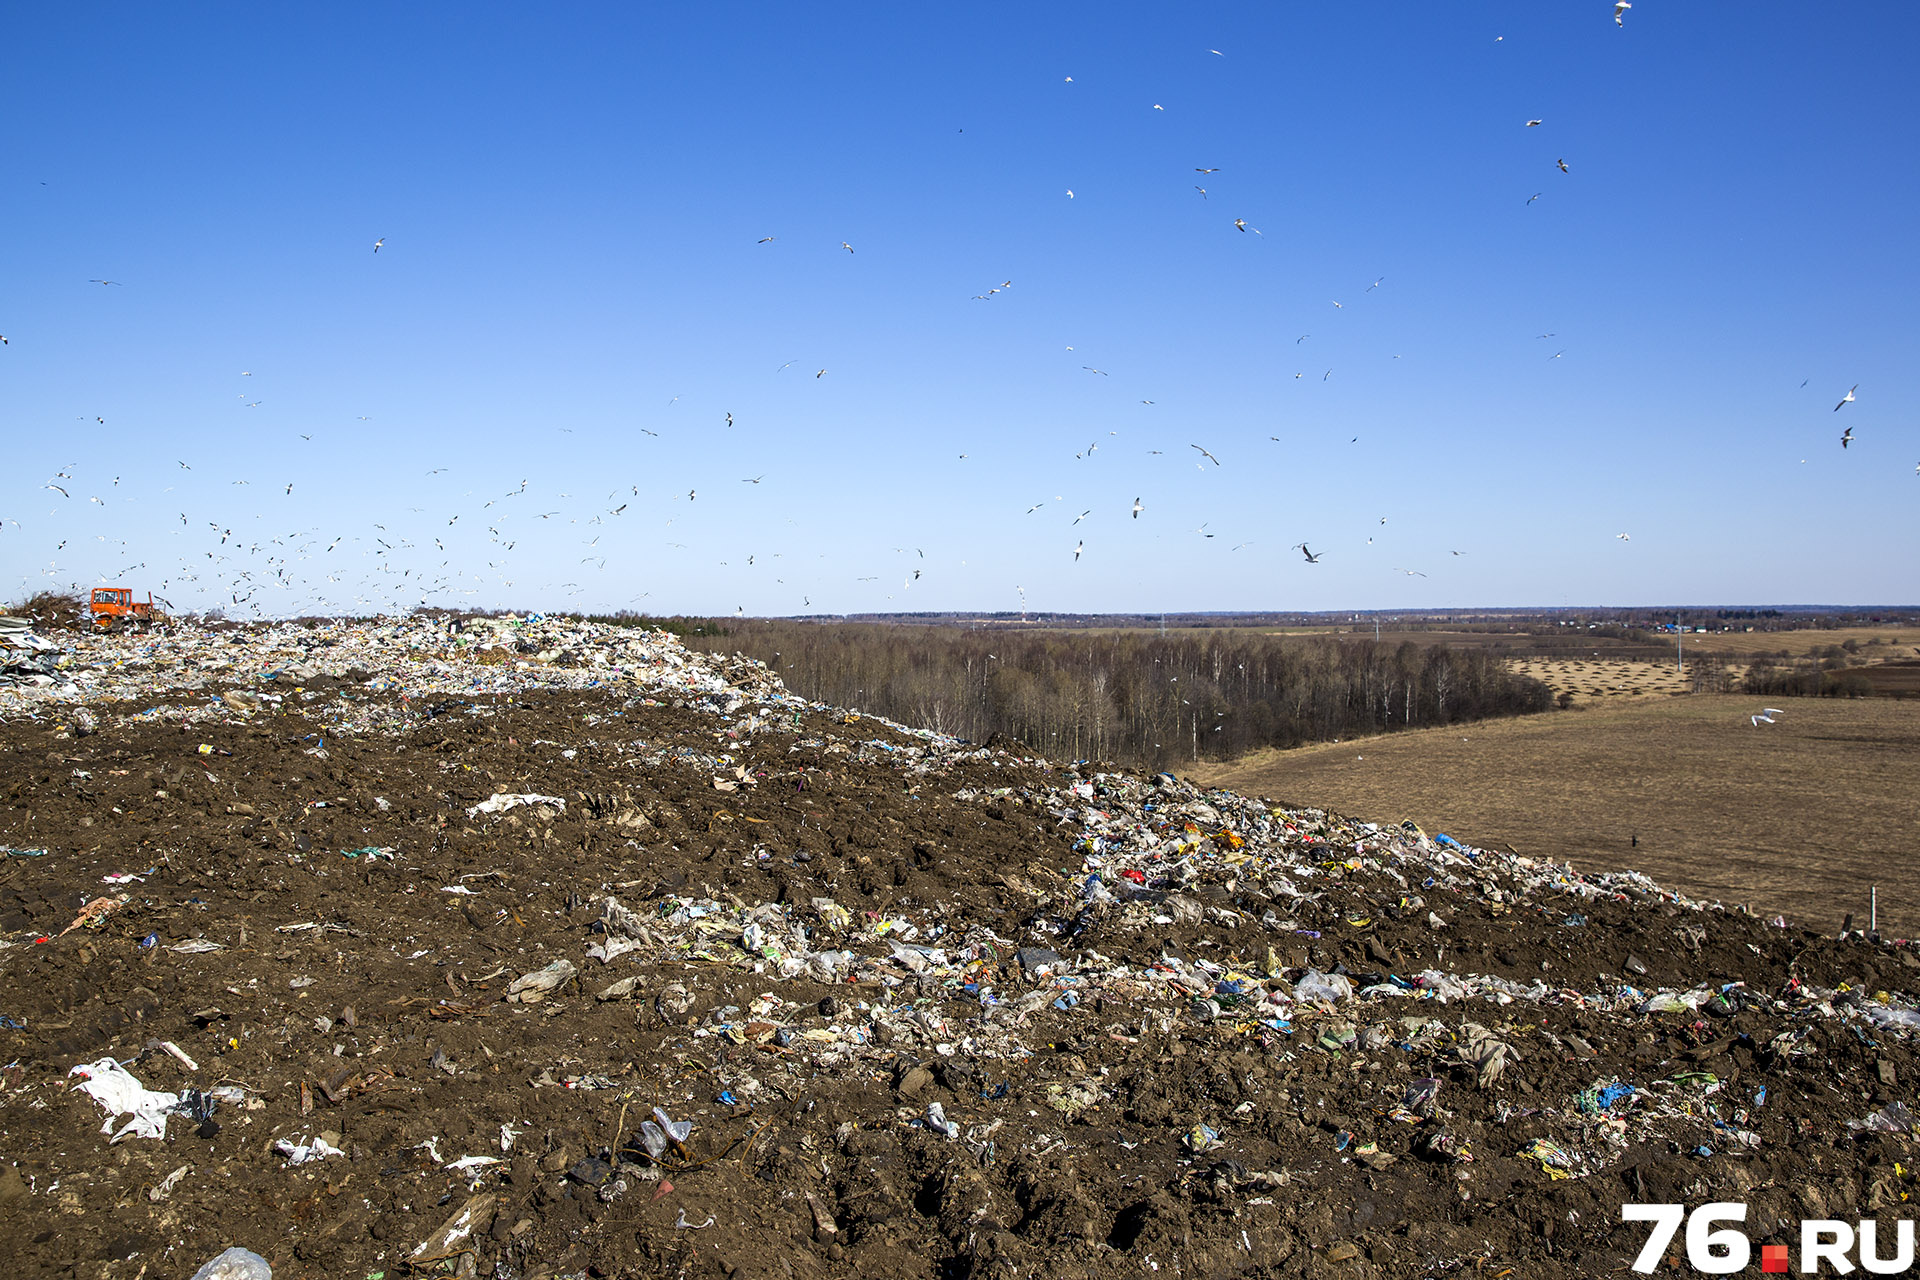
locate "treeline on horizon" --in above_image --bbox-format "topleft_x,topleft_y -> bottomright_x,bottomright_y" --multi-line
644,619 -> 1555,769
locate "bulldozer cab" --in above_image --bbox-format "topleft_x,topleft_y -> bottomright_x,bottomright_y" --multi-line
90,588 -> 162,630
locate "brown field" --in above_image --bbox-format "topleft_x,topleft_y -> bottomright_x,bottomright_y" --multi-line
1188,694 -> 1920,935
1509,656 -> 1694,703
1675,625 -> 1914,657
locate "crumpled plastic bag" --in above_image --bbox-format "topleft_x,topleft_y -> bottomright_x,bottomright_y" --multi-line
274,1134 -> 346,1165
465,793 -> 566,819
189,1247 -> 273,1280
1293,969 -> 1354,1004
1640,989 -> 1711,1015
1849,1101 -> 1915,1134
1456,1023 -> 1519,1088
506,959 -> 576,1003
69,1058 -> 183,1142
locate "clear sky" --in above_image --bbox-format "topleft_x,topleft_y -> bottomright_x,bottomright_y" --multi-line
4,4 -> 1916,618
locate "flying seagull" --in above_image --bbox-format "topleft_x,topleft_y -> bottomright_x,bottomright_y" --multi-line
1233,218 -> 1260,234
1292,543 -> 1321,564
1527,193 -> 1542,205
1073,509 -> 1091,524
1840,427 -> 1853,449
1614,1 -> 1630,26
1393,567 -> 1427,577
840,241 -> 853,253
1195,167 -> 1220,174
1190,444 -> 1221,466
1751,714 -> 1774,726
757,236 -> 775,244
1526,119 -> 1542,127
1073,541 -> 1083,561
1131,497 -> 1143,519
373,238 -> 385,252
1616,532 -> 1631,541
1556,158 -> 1570,173
1835,384 -> 1857,411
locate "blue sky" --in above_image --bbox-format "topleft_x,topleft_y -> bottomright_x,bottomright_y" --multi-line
4,4 -> 1916,618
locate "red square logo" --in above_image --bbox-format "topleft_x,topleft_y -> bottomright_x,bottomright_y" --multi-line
1761,1243 -> 1789,1273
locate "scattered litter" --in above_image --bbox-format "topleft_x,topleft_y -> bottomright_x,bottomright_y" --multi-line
188,1248 -> 273,1280
505,959 -> 576,1003
465,793 -> 566,819
149,1163 -> 190,1202
69,1058 -> 183,1142
409,1192 -> 496,1266
273,1133 -> 346,1165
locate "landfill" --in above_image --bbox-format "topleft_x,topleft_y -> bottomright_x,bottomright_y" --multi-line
2,612 -> 1919,1278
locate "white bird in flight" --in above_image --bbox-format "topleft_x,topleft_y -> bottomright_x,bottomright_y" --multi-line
1616,532 -> 1631,541
1293,543 -> 1321,563
1835,384 -> 1857,412
1190,444 -> 1221,466
1614,1 -> 1630,26
372,238 -> 385,253
1131,497 -> 1144,519
1073,541 -> 1083,561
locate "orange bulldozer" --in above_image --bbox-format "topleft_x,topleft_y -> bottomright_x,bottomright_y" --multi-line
89,588 -> 167,631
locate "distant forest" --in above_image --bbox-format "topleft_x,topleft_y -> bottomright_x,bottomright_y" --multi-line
659,621 -> 1554,769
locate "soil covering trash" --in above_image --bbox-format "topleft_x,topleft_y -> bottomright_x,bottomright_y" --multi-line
2,613 -> 1920,1276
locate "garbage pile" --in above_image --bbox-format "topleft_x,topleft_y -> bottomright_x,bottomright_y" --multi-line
0,611 -> 789,722
0,616 -> 72,693
0,617 -> 1917,1280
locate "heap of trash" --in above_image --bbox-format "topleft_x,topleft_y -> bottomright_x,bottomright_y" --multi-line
1,615 -> 1916,1280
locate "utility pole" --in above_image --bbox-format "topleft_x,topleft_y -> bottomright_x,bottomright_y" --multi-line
1676,616 -> 1683,675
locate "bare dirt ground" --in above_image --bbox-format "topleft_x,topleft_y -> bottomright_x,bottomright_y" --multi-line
6,627 -> 1920,1280
1192,695 -> 1920,936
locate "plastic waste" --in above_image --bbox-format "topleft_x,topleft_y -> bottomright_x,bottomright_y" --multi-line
410,1193 -> 497,1266
189,1248 -> 273,1280
465,792 -> 566,819
925,1101 -> 959,1139
68,1058 -> 182,1142
273,1134 -> 345,1165
1849,1101 -> 1915,1133
505,959 -> 576,1003
1292,969 -> 1353,1003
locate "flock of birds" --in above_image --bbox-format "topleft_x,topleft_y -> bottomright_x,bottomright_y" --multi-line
5,5 -> 1907,623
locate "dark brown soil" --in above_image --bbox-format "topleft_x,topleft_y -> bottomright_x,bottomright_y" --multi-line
3,666 -> 1919,1280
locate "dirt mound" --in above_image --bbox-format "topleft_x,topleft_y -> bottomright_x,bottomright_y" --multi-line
2,619 -> 1918,1279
